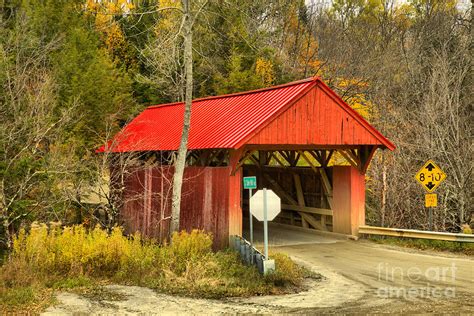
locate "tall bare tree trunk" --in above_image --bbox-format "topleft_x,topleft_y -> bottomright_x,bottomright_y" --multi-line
170,0 -> 193,235
381,154 -> 387,227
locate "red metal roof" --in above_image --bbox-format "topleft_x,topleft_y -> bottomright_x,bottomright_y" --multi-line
101,77 -> 394,152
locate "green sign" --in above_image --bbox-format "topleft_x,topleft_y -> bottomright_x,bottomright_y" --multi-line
243,176 -> 257,189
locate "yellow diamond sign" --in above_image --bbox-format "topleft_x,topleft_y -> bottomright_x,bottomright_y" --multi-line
415,159 -> 447,193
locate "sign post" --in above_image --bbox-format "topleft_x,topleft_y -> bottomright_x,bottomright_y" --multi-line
415,159 -> 446,230
250,188 -> 281,274
243,176 -> 257,246
263,188 -> 269,260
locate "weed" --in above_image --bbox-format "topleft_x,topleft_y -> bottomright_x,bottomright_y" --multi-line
52,276 -> 93,289
266,253 -> 305,287
369,236 -> 474,255
0,286 -> 55,313
0,286 -> 35,306
1,224 -> 310,311
81,287 -> 129,302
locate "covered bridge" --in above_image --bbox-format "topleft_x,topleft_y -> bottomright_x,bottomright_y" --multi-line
103,77 -> 395,248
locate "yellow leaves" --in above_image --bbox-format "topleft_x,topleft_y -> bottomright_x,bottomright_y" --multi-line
394,4 -> 415,29
411,0 -> 457,14
85,0 -> 135,15
155,0 -> 182,37
255,58 -> 275,86
94,12 -> 110,30
337,78 -> 368,88
85,0 -> 100,12
10,223 -> 147,276
336,78 -> 375,121
299,40 -> 324,77
7,224 -> 217,282
308,59 -> 322,74
348,94 -> 374,120
159,0 -> 182,9
85,1 -> 132,60
104,23 -> 127,53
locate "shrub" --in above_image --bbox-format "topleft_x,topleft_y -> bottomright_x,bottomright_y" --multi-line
461,224 -> 472,234
166,230 -> 213,275
266,253 -> 306,287
4,223 -> 161,285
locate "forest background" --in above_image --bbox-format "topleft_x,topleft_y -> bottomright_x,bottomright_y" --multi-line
0,0 -> 472,247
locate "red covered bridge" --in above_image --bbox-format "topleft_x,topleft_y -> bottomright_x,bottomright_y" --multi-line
103,77 -> 395,248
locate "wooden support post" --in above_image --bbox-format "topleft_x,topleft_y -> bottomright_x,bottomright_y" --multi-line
332,166 -> 366,236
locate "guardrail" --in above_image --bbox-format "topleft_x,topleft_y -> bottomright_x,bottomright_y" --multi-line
359,225 -> 474,243
230,235 -> 267,274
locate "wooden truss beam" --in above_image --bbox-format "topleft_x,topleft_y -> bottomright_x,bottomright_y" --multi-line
264,172 -> 328,231
360,145 -> 378,173
240,148 -> 341,232
336,146 -> 378,174
232,149 -> 256,173
338,149 -> 360,170
319,168 -> 333,210
230,147 -> 246,175
281,204 -> 333,216
269,152 -> 288,167
294,174 -> 309,228
298,150 -> 319,174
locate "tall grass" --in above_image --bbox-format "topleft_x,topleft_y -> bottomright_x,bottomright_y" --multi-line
1,223 -> 308,311
369,236 -> 474,255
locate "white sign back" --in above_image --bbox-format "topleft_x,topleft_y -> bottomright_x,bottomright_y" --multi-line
250,189 -> 281,221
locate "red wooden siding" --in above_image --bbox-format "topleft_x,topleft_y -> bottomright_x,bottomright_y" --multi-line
228,169 -> 242,237
120,166 -> 231,248
246,84 -> 382,146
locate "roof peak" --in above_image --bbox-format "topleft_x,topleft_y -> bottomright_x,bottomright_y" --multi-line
147,77 -> 317,110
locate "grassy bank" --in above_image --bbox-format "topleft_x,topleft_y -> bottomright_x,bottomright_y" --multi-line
369,236 -> 474,255
1,224 -> 312,313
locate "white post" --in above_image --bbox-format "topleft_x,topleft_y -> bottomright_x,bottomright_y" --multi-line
263,188 -> 268,260
249,188 -> 253,245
